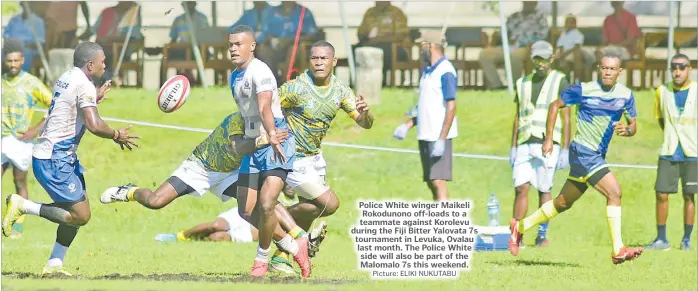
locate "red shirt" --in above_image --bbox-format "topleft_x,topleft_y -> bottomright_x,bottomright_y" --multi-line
602,10 -> 642,54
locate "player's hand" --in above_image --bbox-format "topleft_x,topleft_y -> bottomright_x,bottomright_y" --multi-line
430,139 -> 446,157
356,95 -> 370,115
542,138 -> 553,157
268,131 -> 287,163
276,129 -> 290,144
17,126 -> 40,142
557,148 -> 570,170
509,147 -> 516,168
613,121 -> 631,136
97,80 -> 112,104
113,125 -> 141,151
393,123 -> 409,140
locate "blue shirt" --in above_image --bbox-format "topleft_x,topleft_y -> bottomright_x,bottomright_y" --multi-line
3,13 -> 45,46
261,5 -> 319,40
229,5 -> 274,42
422,56 -> 457,101
561,81 -> 637,156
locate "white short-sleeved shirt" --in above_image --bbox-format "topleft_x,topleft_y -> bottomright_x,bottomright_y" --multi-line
33,67 -> 97,159
556,28 -> 585,52
229,58 -> 283,138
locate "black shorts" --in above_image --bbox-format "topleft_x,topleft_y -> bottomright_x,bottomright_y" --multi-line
418,140 -> 453,182
237,169 -> 290,191
655,159 -> 698,194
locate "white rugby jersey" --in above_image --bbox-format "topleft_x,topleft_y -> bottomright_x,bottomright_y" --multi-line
229,58 -> 283,138
33,67 -> 97,159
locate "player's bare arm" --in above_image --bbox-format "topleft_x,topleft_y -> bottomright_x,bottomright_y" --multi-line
511,101 -> 520,148
96,80 -> 112,104
82,107 -> 140,150
439,99 -> 456,140
17,118 -> 46,141
543,98 -> 565,156
561,106 -> 572,148
353,94 -> 374,129
613,117 -> 637,137
257,90 -> 285,163
228,130 -> 289,157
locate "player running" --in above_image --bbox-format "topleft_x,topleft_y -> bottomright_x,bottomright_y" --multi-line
269,40 -> 373,268
2,41 -> 140,276
508,53 -> 643,264
1,39 -> 53,239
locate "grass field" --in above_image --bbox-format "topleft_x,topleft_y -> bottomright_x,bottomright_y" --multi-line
1,86 -> 696,291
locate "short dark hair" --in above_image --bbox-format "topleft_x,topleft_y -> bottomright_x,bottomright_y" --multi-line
599,51 -> 623,67
230,25 -> 255,37
672,53 -> 690,62
309,40 -> 335,57
73,41 -> 103,68
2,38 -> 24,58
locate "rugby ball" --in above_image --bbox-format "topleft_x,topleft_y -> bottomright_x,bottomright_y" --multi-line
157,75 -> 190,113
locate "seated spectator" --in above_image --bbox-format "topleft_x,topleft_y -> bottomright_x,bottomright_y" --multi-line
3,1 -> 46,72
80,1 -> 143,82
555,14 -> 595,81
44,1 -> 91,49
598,1 -> 642,61
167,1 -> 210,84
356,1 -> 410,74
229,1 -> 273,43
478,1 -> 549,90
256,1 -> 321,84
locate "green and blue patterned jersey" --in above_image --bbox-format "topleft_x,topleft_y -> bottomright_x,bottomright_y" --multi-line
1,71 -> 52,137
280,71 -> 359,157
192,112 -> 245,172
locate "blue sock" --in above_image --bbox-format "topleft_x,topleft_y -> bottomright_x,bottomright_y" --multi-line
683,224 -> 693,242
657,225 -> 667,242
537,222 -> 549,238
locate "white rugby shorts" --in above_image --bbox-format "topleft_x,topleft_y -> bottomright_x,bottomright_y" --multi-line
513,143 -> 560,193
1,135 -> 34,172
286,153 -> 330,200
217,207 -> 254,243
171,157 -> 239,202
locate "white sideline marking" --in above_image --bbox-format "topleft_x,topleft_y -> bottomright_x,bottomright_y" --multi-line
38,109 -> 657,170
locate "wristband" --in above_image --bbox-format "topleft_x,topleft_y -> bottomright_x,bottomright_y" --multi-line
625,127 -> 631,135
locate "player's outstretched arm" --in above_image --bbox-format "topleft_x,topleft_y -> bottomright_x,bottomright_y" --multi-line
542,98 -> 565,156
82,107 -> 140,150
353,95 -> 374,129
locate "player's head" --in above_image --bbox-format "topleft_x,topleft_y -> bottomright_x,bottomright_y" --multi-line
670,53 -> 691,86
597,53 -> 623,88
530,41 -> 555,76
309,41 -> 337,80
565,14 -> 577,30
2,38 -> 24,77
74,41 -> 106,79
417,31 -> 445,63
228,25 -> 256,67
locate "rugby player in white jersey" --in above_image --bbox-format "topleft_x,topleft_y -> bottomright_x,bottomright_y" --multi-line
2,41 -> 139,276
227,24 -> 310,278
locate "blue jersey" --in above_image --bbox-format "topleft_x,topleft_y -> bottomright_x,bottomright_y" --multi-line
561,81 -> 637,156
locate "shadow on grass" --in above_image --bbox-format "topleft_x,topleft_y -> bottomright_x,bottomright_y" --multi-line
2,271 -> 360,285
510,260 -> 581,268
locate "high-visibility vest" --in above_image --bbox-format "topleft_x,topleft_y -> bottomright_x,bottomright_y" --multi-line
657,81 -> 697,157
515,70 -> 565,145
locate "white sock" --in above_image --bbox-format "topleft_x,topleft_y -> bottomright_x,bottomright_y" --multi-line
274,234 -> 299,256
48,242 -> 69,267
22,199 -> 41,216
255,246 -> 271,263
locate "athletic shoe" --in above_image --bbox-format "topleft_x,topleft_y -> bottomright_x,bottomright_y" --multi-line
645,239 -> 670,250
270,255 -> 297,274
308,221 -> 328,258
251,260 -> 269,277
612,246 -> 643,264
154,233 -> 178,242
2,194 -> 24,237
293,237 -> 312,277
41,265 -> 72,277
535,236 -> 549,247
508,218 -> 522,256
100,183 -> 137,204
680,239 -> 691,251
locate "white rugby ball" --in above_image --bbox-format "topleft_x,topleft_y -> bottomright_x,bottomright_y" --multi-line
157,75 -> 190,113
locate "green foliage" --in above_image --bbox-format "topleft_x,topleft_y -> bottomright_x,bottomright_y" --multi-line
1,2 -> 21,17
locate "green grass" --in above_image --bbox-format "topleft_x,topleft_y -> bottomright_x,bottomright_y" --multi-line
2,87 -> 696,291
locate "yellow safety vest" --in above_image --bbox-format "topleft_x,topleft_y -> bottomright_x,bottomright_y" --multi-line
657,81 -> 697,157
515,70 -> 565,145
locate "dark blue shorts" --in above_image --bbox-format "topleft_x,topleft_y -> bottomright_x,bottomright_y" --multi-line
33,154 -> 86,203
568,142 -> 610,185
239,118 -> 296,174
